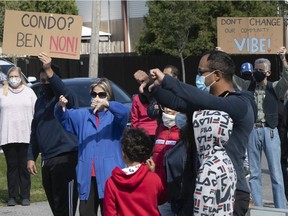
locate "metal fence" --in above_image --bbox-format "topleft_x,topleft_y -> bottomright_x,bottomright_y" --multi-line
5,53 -> 284,97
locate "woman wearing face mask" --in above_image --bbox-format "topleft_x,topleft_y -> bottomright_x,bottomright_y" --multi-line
152,106 -> 181,216
55,78 -> 130,216
0,67 -> 37,206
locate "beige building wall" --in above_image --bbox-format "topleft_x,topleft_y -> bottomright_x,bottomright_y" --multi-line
83,17 -> 145,52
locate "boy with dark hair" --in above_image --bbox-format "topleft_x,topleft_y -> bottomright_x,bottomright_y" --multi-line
104,128 -> 164,216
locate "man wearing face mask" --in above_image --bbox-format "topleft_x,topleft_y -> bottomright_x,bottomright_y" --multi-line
140,50 -> 257,216
27,52 -> 79,216
152,107 -> 180,216
240,62 -> 254,81
232,47 -> 288,209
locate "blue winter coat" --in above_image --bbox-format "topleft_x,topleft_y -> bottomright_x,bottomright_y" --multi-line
54,101 -> 129,199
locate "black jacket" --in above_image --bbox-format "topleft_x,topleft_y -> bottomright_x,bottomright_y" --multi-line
27,74 -> 79,161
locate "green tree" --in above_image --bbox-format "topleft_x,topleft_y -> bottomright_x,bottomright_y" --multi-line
0,0 -> 78,43
137,1 -> 288,82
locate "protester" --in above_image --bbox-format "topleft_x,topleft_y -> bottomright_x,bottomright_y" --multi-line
239,62 -> 254,176
164,112 -> 196,215
193,110 -> 236,215
232,47 -> 288,208
240,62 -> 253,81
152,106 -> 180,215
141,50 -> 257,216
104,127 -> 165,216
131,70 -> 157,143
147,65 -> 179,130
55,77 -> 129,216
0,67 -> 37,206
27,53 -> 79,215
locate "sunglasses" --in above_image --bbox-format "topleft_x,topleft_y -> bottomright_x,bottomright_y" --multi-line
90,91 -> 107,99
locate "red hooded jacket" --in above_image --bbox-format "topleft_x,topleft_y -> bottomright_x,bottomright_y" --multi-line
104,164 -> 165,216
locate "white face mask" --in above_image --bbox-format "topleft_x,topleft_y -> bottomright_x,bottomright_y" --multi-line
162,112 -> 176,129
8,77 -> 21,88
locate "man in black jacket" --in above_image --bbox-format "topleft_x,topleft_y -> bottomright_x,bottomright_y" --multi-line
27,52 -> 79,216
142,50 -> 257,216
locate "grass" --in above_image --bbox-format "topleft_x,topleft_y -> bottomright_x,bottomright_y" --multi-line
0,153 -> 47,206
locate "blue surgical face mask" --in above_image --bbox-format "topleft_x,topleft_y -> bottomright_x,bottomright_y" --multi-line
175,113 -> 187,129
196,75 -> 209,92
195,72 -> 216,92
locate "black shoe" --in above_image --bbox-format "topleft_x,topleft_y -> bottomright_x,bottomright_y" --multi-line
7,198 -> 16,206
21,199 -> 30,206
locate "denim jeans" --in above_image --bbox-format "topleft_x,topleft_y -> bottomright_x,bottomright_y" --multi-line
248,126 -> 286,208
158,202 -> 175,216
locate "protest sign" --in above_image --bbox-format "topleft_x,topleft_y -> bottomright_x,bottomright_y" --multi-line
217,17 -> 284,54
3,10 -> 82,59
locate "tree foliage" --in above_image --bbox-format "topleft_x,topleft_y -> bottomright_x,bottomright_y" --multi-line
137,1 -> 288,57
0,0 -> 79,42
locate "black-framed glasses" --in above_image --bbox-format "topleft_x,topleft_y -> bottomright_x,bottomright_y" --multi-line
197,68 -> 216,75
90,91 -> 107,99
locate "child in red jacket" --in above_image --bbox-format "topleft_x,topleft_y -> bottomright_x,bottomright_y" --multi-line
104,128 -> 165,216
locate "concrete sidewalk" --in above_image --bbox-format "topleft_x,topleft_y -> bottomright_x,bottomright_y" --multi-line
0,200 -> 103,216
0,201 -> 55,216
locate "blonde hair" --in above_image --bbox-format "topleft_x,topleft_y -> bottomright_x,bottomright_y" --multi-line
7,67 -> 26,85
3,67 -> 26,96
90,78 -> 114,100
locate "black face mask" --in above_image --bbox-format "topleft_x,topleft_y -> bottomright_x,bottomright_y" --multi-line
41,84 -> 54,98
253,71 -> 266,82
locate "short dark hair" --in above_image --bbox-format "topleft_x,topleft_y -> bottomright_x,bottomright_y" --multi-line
204,50 -> 235,81
164,65 -> 179,78
121,128 -> 153,163
39,64 -> 61,78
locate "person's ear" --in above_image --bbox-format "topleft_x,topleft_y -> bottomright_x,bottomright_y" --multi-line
266,71 -> 271,77
214,70 -> 222,81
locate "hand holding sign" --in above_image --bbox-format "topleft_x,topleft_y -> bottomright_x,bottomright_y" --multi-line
38,52 -> 52,70
277,47 -> 287,61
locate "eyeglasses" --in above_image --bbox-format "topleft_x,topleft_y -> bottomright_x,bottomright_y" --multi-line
90,91 -> 107,99
197,68 -> 216,75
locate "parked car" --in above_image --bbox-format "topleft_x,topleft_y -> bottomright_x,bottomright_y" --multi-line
30,77 -> 132,125
0,58 -> 36,85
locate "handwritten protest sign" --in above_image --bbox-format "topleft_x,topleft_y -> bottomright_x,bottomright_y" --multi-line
217,17 -> 283,54
2,10 -> 83,59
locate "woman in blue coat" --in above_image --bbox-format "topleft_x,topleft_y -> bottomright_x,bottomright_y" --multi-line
54,78 -> 129,216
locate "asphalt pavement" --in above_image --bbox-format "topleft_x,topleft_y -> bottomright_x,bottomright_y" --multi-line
0,155 -> 280,215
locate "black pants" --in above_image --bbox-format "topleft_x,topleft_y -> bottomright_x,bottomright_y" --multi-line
42,152 -> 78,216
2,143 -> 30,200
233,189 -> 250,216
79,177 -> 103,216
